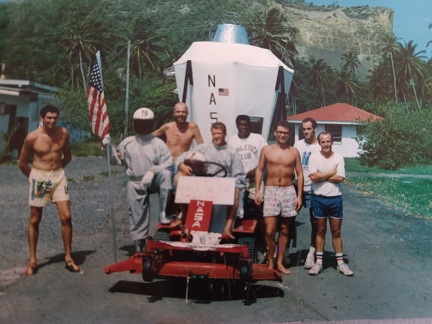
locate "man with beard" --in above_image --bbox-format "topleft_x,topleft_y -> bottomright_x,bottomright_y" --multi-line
153,102 -> 204,220
152,102 -> 203,162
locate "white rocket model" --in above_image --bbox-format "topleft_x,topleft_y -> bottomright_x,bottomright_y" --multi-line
173,24 -> 294,142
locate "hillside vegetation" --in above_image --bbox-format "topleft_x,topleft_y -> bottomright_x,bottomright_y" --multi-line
0,0 -> 431,170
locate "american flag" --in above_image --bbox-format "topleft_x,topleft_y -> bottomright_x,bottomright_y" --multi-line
87,61 -> 110,140
218,88 -> 229,96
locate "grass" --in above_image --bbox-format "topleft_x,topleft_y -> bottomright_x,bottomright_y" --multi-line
345,158 -> 432,175
70,140 -> 105,157
345,158 -> 432,219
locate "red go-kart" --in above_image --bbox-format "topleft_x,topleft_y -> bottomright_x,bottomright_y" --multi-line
104,164 -> 282,297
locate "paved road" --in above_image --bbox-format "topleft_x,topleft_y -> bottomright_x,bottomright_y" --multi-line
0,157 -> 431,323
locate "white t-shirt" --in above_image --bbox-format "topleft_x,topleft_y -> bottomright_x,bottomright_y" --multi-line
309,151 -> 345,197
228,133 -> 267,198
294,139 -> 320,192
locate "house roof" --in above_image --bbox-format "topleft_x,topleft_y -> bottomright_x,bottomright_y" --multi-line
287,103 -> 383,124
0,79 -> 58,96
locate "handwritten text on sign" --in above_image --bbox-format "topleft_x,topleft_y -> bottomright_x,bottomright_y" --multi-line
175,176 -> 235,205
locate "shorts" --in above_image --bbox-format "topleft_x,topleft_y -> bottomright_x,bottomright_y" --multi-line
170,163 -> 176,192
263,185 -> 297,218
29,168 -> 69,207
303,190 -> 313,209
311,195 -> 343,219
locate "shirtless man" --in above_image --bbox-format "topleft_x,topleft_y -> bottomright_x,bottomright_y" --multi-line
152,102 -> 203,220
152,102 -> 203,162
18,105 -> 80,276
254,120 -> 303,275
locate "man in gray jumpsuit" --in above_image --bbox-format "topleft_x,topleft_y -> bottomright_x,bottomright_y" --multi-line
103,107 -> 172,253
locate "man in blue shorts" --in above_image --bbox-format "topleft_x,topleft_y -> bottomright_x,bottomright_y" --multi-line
294,117 -> 320,269
308,131 -> 353,276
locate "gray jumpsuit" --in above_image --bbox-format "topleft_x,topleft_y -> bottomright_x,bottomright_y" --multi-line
176,142 -> 246,233
109,134 -> 172,241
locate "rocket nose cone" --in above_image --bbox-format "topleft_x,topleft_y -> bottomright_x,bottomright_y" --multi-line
212,24 -> 249,44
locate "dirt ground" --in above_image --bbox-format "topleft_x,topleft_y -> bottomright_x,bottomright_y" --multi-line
0,157 -> 431,323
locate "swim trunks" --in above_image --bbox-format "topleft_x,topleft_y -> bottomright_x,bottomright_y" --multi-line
263,185 -> 297,218
311,195 -> 343,219
29,168 -> 69,207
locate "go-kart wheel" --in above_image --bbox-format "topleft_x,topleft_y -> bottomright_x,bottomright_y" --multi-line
142,257 -> 155,282
239,261 -> 251,284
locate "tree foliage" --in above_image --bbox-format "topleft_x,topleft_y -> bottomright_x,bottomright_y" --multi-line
1,0 -> 431,170
358,103 -> 432,169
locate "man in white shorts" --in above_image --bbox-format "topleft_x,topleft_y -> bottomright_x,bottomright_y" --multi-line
255,120 -> 303,275
19,105 -> 80,276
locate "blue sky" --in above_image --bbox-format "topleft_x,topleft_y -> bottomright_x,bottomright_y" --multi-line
309,0 -> 432,56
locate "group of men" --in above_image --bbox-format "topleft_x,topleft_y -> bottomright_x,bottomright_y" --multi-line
19,102 -> 353,277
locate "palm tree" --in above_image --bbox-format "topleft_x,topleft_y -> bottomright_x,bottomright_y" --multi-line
61,21 -> 109,91
247,7 -> 298,68
394,41 -> 427,109
118,18 -> 167,82
428,23 -> 432,57
368,62 -> 395,102
307,58 -> 333,107
335,69 -> 360,105
340,51 -> 360,74
378,35 -> 400,102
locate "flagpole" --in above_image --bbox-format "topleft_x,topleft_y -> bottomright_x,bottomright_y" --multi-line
124,40 -> 131,137
96,51 -> 118,262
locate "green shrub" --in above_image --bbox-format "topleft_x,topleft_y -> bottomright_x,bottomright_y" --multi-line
358,106 -> 432,169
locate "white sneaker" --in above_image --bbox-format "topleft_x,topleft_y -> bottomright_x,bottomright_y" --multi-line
304,253 -> 315,269
159,212 -> 171,225
337,263 -> 353,276
308,263 -> 322,275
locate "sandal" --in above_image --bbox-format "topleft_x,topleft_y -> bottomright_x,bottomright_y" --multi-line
64,259 -> 81,273
25,263 -> 38,276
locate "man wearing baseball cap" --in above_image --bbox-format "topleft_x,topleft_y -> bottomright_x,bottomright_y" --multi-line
103,107 -> 172,253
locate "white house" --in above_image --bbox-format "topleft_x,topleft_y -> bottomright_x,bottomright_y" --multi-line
0,79 -> 58,157
288,103 -> 383,157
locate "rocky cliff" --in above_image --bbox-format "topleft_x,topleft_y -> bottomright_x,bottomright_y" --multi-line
279,3 -> 394,78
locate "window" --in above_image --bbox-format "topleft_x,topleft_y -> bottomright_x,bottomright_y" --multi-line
324,124 -> 342,143
249,116 -> 263,134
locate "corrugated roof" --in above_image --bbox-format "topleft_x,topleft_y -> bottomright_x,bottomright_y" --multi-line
287,103 -> 383,123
